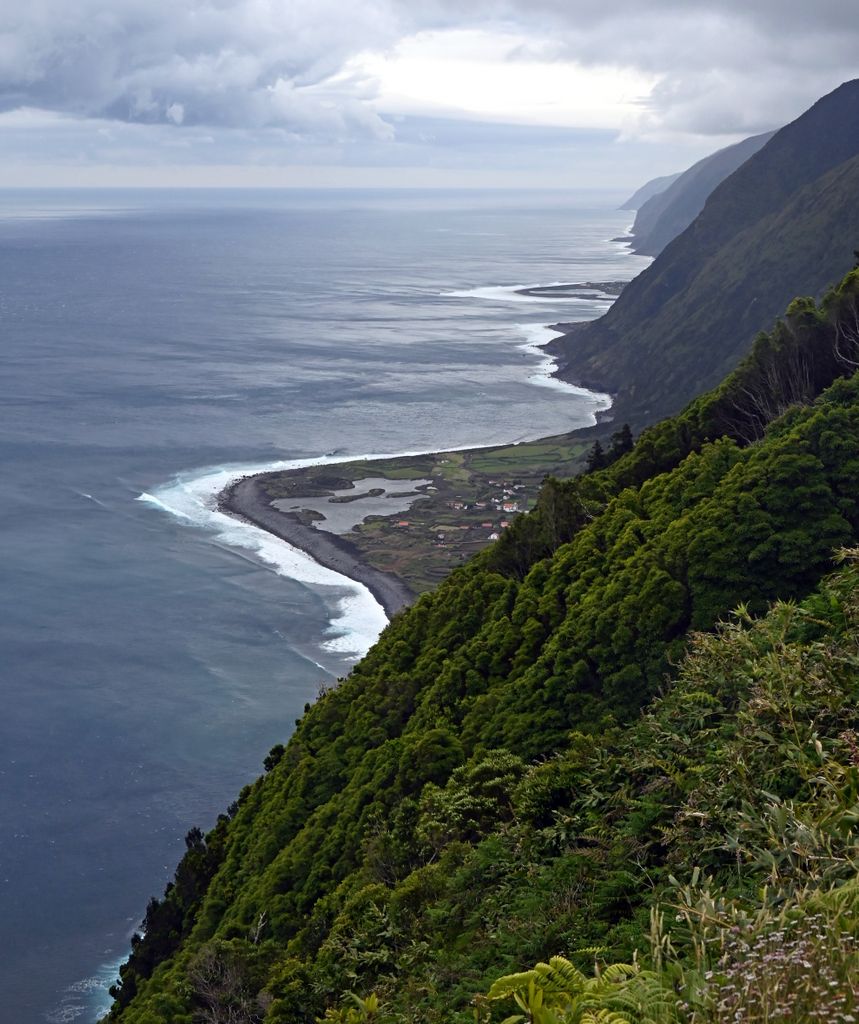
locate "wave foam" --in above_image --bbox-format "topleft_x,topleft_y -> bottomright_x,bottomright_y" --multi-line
138,441 -> 536,660
515,323 -> 613,405
441,282 -> 617,305
45,957 -> 123,1023
136,321 -> 615,662
444,280 -> 616,404
137,457 -> 395,660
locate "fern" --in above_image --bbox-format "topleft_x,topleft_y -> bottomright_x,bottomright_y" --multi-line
581,1012 -> 633,1024
483,955 -> 678,1024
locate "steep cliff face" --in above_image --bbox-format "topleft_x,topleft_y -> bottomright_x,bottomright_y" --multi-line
106,268 -> 859,1024
628,130 -> 774,255
552,79 -> 859,426
618,171 -> 681,211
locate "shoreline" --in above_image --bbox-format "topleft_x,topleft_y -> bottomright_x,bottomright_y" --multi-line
201,272 -> 639,645
219,474 -> 416,619
545,319 -> 618,414
212,309 -> 619,627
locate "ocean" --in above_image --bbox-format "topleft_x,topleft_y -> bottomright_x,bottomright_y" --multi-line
0,188 -> 650,1022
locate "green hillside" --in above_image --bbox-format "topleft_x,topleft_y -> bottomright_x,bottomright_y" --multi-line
105,268 -> 859,1023
628,130 -> 773,257
552,79 -> 859,426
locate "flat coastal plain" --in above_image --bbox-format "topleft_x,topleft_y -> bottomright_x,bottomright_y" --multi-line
220,431 -> 593,609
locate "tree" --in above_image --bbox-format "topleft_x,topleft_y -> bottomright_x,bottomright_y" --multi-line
609,424 -> 634,461
585,441 -> 607,473
188,941 -> 271,1024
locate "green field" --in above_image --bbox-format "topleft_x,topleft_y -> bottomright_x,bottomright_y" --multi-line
260,431 -> 591,592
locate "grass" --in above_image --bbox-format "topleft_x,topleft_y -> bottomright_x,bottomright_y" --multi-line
259,431 -> 592,593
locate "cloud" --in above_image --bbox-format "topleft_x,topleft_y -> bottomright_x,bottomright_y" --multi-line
0,0 -> 856,187
353,28 -> 656,129
0,0 -> 411,139
481,1 -> 859,135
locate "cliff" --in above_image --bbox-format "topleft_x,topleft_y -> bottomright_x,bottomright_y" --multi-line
628,130 -> 774,255
618,171 -> 681,211
551,79 -> 859,427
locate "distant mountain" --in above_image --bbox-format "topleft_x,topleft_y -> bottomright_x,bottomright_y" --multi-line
629,131 -> 775,255
552,79 -> 859,426
618,171 -> 680,210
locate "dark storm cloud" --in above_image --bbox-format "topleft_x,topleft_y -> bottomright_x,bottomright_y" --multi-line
0,0 -> 855,140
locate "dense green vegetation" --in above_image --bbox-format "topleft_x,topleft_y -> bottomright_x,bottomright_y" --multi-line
106,268 -> 859,1023
553,79 -> 859,425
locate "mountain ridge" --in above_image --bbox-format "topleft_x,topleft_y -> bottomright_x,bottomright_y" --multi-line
628,130 -> 774,256
551,78 -> 859,426
618,171 -> 681,211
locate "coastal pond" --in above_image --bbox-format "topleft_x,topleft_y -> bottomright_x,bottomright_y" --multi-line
273,476 -> 433,534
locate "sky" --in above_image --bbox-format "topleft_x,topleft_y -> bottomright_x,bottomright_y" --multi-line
0,1 -> 855,189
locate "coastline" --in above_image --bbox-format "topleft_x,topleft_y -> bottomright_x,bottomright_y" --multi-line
140,438 -> 538,662
545,319 -> 619,415
151,276 -> 633,657
211,308 -> 620,628
37,205 -> 648,1022
219,474 -> 416,619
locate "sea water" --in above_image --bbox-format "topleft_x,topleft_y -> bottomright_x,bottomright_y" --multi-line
0,188 -> 650,1022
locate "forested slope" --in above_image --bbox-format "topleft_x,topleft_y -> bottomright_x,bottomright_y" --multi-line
105,267 -> 859,1024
